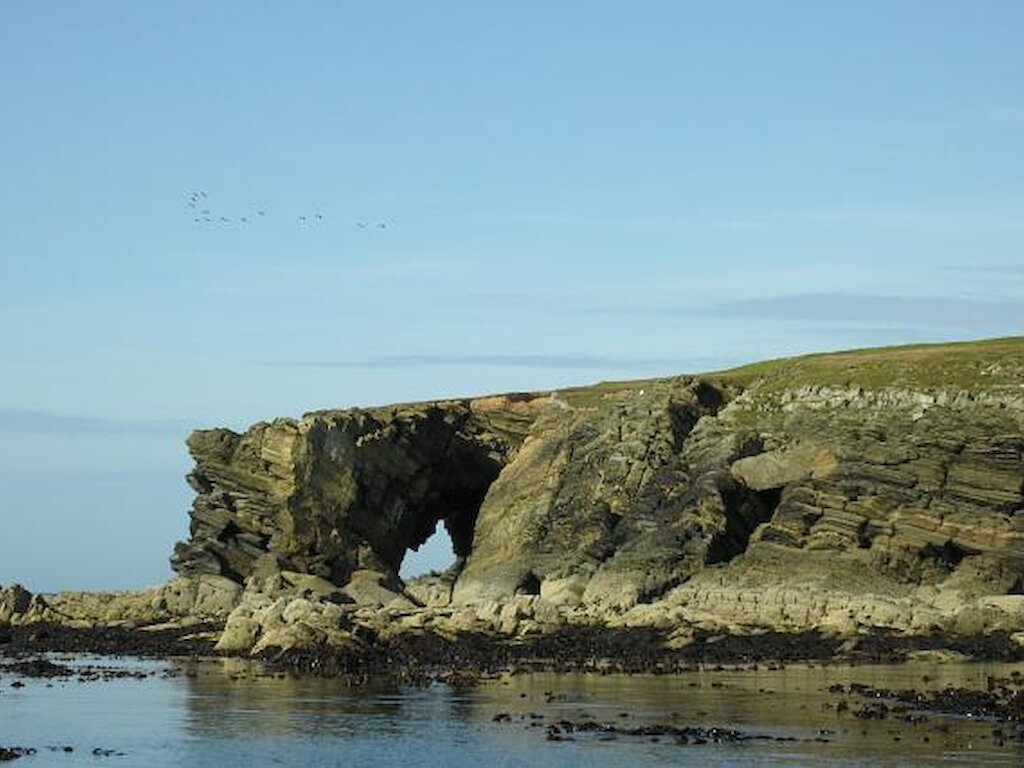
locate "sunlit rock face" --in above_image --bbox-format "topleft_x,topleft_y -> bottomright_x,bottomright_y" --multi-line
172,339 -> 1024,631
172,396 -> 538,586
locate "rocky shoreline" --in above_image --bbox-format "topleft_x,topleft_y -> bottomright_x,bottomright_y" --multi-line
3,339 -> 1024,685
3,629 -> 1023,761
4,613 -> 1024,687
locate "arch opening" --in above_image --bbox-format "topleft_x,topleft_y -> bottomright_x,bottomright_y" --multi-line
400,522 -> 459,580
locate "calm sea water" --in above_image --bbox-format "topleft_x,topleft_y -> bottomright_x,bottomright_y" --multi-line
1,655 -> 1021,766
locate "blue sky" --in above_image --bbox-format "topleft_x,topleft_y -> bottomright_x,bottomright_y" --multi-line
2,1 -> 1022,591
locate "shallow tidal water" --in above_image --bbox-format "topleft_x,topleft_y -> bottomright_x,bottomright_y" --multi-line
1,655 -> 1022,766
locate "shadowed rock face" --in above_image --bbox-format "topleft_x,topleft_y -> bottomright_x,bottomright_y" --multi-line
172,398 -> 536,586
172,380 -> 734,600
450,379 -> 742,606
172,339 -> 1024,627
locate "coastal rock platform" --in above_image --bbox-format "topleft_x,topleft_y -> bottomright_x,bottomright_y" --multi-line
4,337 -> 1024,668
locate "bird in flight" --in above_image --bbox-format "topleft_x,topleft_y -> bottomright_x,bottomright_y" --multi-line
182,189 -> 390,231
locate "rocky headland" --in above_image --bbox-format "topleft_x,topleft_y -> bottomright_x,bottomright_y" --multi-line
3,337 -> 1024,672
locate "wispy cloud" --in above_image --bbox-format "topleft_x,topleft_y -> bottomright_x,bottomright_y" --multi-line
0,410 -> 193,436
772,209 -> 1024,233
259,353 -> 732,373
942,263 -> 1024,277
699,293 -> 1024,327
576,292 -> 1024,329
460,210 -> 768,232
460,207 -> 1024,235
796,323 -> 925,337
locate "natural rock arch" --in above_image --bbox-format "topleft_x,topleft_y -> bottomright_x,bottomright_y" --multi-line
172,399 -> 535,587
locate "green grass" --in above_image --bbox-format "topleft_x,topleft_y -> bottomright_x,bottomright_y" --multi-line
711,336 -> 1024,394
304,336 -> 1024,419
554,337 -> 1024,411
557,377 -> 665,408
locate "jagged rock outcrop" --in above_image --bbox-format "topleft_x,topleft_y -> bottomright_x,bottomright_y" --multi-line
0,577 -> 243,632
154,338 -> 1024,647
171,395 -> 544,587
0,584 -> 49,625
173,380 -> 742,608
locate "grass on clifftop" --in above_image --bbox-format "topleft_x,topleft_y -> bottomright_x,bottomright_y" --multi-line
307,337 -> 1023,416
556,337 -> 1024,408
714,336 -> 1024,394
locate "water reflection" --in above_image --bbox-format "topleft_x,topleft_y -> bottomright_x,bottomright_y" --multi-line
180,658 -> 413,739
175,659 -> 504,767
1,655 -> 1021,766
169,659 -> 1024,767
466,664 -> 1024,766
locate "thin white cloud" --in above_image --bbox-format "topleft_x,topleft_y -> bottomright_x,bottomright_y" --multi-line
457,207 -> 1024,234
574,292 -> 1024,331
0,409 -> 193,436
942,263 -> 1024,276
259,353 -> 737,373
782,209 -> 1024,233
699,293 -> 1024,327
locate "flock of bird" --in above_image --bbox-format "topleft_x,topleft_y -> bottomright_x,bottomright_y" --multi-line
185,190 -> 387,229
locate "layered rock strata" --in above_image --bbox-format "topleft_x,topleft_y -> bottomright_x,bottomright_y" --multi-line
6,339 -> 1023,657
171,395 -> 544,586
173,379 -> 739,610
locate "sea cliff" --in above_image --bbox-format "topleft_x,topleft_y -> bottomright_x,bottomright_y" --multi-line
4,337 -> 1023,664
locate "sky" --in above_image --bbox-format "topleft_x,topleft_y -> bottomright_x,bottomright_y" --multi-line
2,1 -> 1022,592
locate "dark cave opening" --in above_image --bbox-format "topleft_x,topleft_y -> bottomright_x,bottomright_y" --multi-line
387,451 -> 501,577
919,540 -> 970,572
515,571 -> 542,596
347,419 -> 508,584
705,485 -> 784,565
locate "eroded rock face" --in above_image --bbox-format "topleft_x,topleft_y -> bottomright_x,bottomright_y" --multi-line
173,381 -> 738,606
172,397 -> 542,585
167,341 -> 1024,644
453,379 -> 740,606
